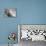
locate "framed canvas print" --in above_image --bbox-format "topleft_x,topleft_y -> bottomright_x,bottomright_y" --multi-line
18,24 -> 46,46
4,8 -> 16,17
18,24 -> 46,41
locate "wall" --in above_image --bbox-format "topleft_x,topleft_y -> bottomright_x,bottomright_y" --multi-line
20,0 -> 46,24
0,0 -> 20,44
0,0 -> 46,44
